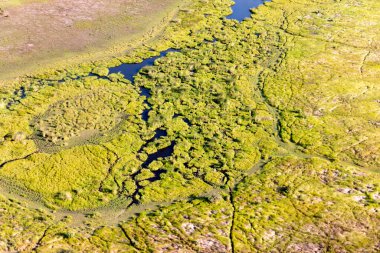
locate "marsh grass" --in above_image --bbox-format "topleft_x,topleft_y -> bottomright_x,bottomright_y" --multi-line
0,0 -> 379,251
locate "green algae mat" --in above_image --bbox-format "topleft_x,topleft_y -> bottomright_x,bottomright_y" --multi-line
0,0 -> 379,252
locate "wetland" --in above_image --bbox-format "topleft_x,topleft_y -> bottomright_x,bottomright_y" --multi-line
0,0 -> 379,252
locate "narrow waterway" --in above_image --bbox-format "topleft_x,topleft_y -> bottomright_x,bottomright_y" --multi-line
108,49 -> 179,82
108,0 -> 270,83
0,0 -> 273,225
105,0 -> 272,170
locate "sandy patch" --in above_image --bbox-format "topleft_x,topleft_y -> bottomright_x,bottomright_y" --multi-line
0,0 -> 180,79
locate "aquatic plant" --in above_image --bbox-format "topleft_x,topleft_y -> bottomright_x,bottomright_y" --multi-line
0,0 -> 379,251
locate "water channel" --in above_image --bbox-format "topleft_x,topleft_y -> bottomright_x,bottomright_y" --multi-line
106,0 -> 270,171
1,0 -> 272,223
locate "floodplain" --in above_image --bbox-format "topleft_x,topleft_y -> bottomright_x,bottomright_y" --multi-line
0,0 -> 379,252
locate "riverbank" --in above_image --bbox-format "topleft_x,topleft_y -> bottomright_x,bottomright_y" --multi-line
0,0 -> 190,81
0,0 -> 379,251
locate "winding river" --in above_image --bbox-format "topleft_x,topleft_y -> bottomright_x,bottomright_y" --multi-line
0,0 -> 271,225
108,0 -> 268,83
106,0 -> 270,169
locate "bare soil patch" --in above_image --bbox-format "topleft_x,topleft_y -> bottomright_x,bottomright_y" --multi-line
0,0 -> 181,79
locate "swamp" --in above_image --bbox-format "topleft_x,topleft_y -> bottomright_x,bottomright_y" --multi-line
0,0 -> 379,252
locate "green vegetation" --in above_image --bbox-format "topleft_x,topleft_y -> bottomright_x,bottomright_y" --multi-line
0,0 -> 379,251
233,157 -> 379,252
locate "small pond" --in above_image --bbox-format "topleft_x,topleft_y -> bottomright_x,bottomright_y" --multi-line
227,0 -> 269,22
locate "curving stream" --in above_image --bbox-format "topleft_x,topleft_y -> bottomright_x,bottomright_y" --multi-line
108,0 -> 269,83
1,0 -> 272,225
105,0 -> 271,173
108,49 -> 179,82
